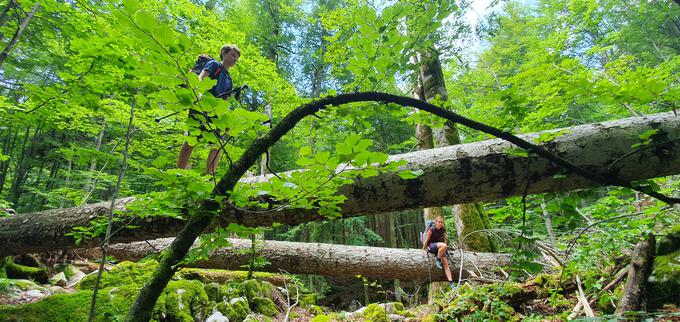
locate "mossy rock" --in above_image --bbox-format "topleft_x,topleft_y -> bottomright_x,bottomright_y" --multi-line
215,297 -> 250,322
223,282 -> 244,299
251,296 -> 279,317
657,225 -> 680,255
309,304 -> 324,315
155,279 -> 210,321
78,260 -> 158,290
243,313 -> 272,322
53,264 -> 81,280
647,249 -> 680,308
241,279 -> 275,302
205,282 -> 224,302
362,303 -> 388,322
242,279 -> 262,302
0,278 -> 44,293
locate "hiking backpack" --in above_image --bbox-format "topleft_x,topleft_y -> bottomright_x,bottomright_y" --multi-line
420,219 -> 436,246
190,54 -> 222,77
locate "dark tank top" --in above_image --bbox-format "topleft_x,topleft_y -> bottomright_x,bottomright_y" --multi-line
429,227 -> 445,243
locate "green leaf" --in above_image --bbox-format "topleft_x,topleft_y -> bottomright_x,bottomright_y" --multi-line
398,169 -> 423,179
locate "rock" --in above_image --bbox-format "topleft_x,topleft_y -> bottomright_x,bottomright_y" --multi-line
412,304 -> 439,318
47,286 -> 69,294
351,302 -> 405,318
205,309 -> 229,322
66,269 -> 87,287
243,313 -> 272,322
388,314 -> 406,321
49,272 -> 67,287
23,289 -> 44,298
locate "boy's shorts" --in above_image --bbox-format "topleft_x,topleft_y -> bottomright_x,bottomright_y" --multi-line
188,108 -> 224,142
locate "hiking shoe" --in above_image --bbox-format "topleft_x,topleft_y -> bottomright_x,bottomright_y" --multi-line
435,258 -> 443,269
449,282 -> 456,290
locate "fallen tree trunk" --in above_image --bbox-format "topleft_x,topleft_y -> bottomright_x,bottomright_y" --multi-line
80,238 -> 511,282
1,111 -> 679,256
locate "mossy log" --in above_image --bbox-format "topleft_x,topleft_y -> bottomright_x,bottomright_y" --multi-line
2,111 -> 680,257
0,256 -> 48,283
80,238 -> 511,282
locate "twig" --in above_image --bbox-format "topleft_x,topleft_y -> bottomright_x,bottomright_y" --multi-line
568,299 -> 583,320
588,266 -> 629,308
280,269 -> 299,322
576,274 -> 595,317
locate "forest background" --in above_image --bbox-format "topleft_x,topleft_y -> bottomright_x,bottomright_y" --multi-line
0,0 -> 679,317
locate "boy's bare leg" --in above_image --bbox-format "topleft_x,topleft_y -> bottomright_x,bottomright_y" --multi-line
437,242 -> 448,259
441,255 -> 453,282
206,148 -> 221,175
177,141 -> 194,169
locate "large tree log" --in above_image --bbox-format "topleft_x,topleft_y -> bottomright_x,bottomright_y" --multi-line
81,238 -> 510,282
1,111 -> 679,256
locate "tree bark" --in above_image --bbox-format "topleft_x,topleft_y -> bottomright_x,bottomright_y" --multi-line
81,238 -> 511,282
615,234 -> 656,315
1,110 -> 680,256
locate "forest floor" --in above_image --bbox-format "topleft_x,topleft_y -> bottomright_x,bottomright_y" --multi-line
0,256 -> 679,321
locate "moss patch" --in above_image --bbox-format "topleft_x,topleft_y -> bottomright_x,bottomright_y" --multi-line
310,314 -> 332,322
251,296 -> 279,317
155,279 -> 210,322
215,297 -> 250,322
0,289 -> 127,321
78,260 -> 158,290
363,303 -> 388,322
648,249 -> 680,308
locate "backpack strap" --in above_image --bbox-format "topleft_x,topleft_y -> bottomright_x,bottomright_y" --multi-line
213,65 -> 222,78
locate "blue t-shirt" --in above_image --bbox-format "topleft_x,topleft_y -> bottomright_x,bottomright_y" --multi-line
203,60 -> 233,99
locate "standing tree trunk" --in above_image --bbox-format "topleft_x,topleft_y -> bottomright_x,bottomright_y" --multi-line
0,0 -> 17,28
84,118 -> 106,194
414,64 -> 448,299
418,50 -> 498,253
0,3 -> 39,67
9,125 -> 41,209
0,128 -> 17,195
540,199 -> 557,246
388,213 -> 402,301
615,234 -> 656,315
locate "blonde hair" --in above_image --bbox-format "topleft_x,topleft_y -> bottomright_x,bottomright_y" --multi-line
220,44 -> 241,60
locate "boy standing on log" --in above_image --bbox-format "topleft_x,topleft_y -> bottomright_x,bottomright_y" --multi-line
177,44 -> 241,175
